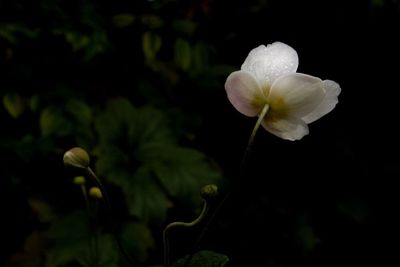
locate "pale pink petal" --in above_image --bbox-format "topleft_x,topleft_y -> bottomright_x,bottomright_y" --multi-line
268,73 -> 325,118
241,42 -> 298,85
302,80 -> 341,123
225,70 -> 266,117
262,115 -> 309,141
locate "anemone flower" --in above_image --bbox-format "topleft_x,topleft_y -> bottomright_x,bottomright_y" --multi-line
225,42 -> 341,141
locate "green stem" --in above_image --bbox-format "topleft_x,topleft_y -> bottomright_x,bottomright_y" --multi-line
183,104 -> 270,267
240,104 -> 269,170
163,200 -> 209,267
92,200 -> 100,267
80,184 -> 95,267
86,167 -> 136,267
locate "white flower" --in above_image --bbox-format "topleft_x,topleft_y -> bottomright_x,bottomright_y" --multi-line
225,42 -> 341,141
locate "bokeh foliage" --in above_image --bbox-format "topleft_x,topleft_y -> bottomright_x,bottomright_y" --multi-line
1,0 -> 230,266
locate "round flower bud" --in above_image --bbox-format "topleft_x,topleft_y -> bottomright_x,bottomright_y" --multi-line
89,187 -> 103,199
73,176 -> 86,185
63,147 -> 90,169
200,184 -> 218,201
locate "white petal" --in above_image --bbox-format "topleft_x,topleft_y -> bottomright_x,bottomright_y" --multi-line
241,42 -> 299,85
268,73 -> 325,118
262,115 -> 309,141
302,80 -> 341,123
224,71 -> 266,117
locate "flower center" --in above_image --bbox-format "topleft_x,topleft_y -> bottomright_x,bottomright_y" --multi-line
265,96 -> 288,122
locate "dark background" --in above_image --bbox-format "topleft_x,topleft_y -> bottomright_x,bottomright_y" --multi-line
1,0 -> 399,266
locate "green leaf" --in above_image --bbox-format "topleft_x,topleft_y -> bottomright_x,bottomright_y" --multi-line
137,143 -> 223,207
94,98 -> 135,145
39,99 -> 93,146
103,166 -> 170,222
128,166 -> 171,222
120,222 -> 155,262
174,38 -> 192,71
296,222 -> 320,252
192,42 -> 210,72
140,15 -> 164,29
94,98 -> 173,147
39,99 -> 93,143
172,250 -> 229,267
172,19 -> 197,35
29,95 -> 40,112
65,31 -> 90,51
66,99 -> 92,127
112,14 -> 135,27
3,93 -> 25,118
40,106 -> 72,137
142,31 -> 162,61
46,211 -> 119,267
94,99 -> 223,221
0,23 -> 39,44
84,30 -> 109,61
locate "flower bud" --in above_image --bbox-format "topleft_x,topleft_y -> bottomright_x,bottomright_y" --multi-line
89,187 -> 103,199
200,184 -> 218,201
73,176 -> 86,185
63,147 -> 90,169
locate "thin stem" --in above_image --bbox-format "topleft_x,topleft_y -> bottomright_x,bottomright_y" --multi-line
163,200 -> 209,267
183,104 -> 270,267
86,167 -> 136,267
92,200 -> 100,267
240,104 -> 269,171
80,184 -> 95,267
86,167 -> 111,211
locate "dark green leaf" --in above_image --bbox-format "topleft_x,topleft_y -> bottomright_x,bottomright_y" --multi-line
140,15 -> 164,29
172,19 -> 197,35
40,107 -> 72,137
137,143 -> 223,207
174,38 -> 192,70
39,99 -> 92,140
193,42 -> 210,72
296,221 -> 320,252
3,93 -> 25,118
46,211 -> 119,267
104,166 -> 170,222
84,30 -> 109,61
112,14 -> 135,27
66,99 -> 92,127
0,23 -> 39,44
143,31 -> 162,61
120,222 -> 155,262
94,99 -> 223,221
65,31 -> 90,51
172,250 -> 229,267
94,98 -> 173,148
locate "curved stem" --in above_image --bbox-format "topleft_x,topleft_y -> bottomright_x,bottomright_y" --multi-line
86,167 -> 136,267
163,200 -> 209,267
184,104 -> 270,267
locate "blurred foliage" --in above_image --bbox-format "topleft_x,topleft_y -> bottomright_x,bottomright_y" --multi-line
0,0 -> 230,266
45,211 -> 119,267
